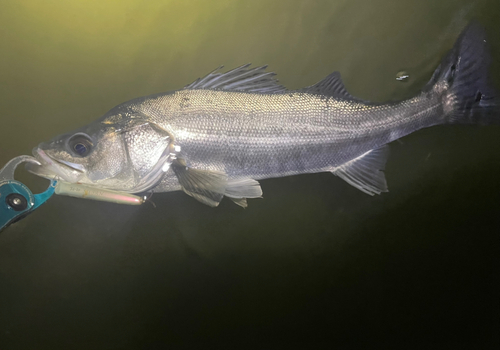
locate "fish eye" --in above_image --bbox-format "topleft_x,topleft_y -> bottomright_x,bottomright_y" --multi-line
67,133 -> 93,157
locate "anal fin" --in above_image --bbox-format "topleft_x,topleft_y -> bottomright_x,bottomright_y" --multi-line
331,146 -> 389,195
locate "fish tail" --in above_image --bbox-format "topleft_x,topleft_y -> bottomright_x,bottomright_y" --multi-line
427,23 -> 498,125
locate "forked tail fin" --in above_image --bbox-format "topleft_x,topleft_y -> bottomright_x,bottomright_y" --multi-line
427,23 -> 498,124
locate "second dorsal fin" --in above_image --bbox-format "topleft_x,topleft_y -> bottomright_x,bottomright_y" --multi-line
302,71 -> 359,100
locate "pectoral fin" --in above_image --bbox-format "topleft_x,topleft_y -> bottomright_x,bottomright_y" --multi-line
171,158 -> 264,207
172,161 -> 228,207
331,146 -> 389,195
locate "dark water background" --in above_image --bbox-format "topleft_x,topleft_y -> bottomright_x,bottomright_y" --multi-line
1,0 -> 499,348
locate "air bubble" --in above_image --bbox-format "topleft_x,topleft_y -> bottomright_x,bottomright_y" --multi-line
396,71 -> 410,82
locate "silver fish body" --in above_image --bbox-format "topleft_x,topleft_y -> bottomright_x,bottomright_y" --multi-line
112,88 -> 439,187
28,24 -> 497,207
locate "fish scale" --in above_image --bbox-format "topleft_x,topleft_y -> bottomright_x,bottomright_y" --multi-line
118,89 -> 439,180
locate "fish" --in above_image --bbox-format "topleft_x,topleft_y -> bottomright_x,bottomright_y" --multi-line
27,24 -> 497,208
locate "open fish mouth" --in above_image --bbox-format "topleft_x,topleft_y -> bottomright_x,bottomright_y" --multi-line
27,148 -> 84,183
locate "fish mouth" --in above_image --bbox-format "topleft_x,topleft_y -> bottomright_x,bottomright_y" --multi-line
28,148 -> 84,182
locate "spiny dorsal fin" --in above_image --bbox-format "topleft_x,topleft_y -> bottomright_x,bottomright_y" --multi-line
302,71 -> 359,100
184,64 -> 286,93
331,146 -> 389,195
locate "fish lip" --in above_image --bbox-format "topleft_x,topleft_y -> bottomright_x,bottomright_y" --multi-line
30,147 -> 85,183
56,159 -> 85,172
33,148 -> 84,173
33,148 -> 53,166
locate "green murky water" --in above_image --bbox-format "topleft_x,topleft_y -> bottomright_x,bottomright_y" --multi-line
1,0 -> 499,347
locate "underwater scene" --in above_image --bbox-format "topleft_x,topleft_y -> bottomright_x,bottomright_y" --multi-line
0,0 -> 499,348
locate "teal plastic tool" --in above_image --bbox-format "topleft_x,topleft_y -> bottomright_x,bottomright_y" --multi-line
0,156 -> 55,232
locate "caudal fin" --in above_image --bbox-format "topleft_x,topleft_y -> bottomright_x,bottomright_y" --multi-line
427,23 -> 498,124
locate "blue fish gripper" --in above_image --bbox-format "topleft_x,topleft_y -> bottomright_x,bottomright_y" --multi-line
0,156 -> 55,232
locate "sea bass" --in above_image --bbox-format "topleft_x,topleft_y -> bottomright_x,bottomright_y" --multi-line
28,24 -> 497,207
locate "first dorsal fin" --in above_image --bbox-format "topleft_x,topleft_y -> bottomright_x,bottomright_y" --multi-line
184,64 -> 286,93
302,71 -> 359,100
